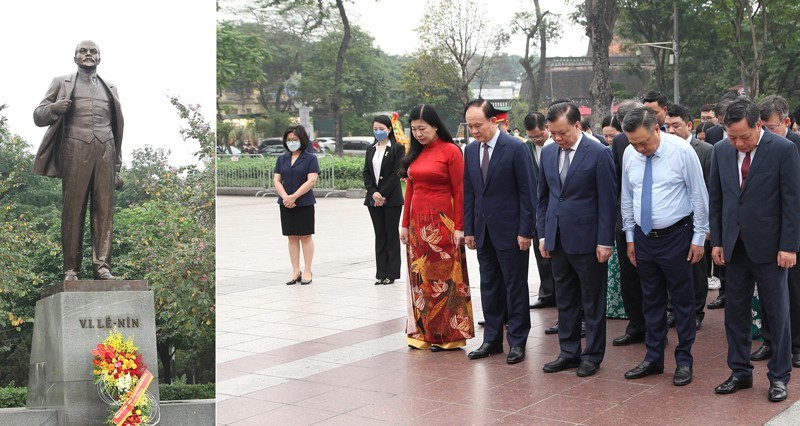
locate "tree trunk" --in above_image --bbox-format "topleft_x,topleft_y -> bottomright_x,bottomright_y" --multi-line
585,0 -> 619,130
158,340 -> 173,384
533,0 -> 547,110
332,0 -> 351,156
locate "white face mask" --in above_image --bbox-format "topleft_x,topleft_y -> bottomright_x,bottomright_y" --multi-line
287,141 -> 301,152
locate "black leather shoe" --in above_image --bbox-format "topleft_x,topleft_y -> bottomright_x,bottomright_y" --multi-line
667,312 -> 675,328
793,353 -> 800,368
382,279 -> 395,285
543,357 -> 581,373
715,375 -> 753,394
751,343 -> 772,361
374,279 -> 384,285
544,323 -> 558,334
673,365 -> 692,386
467,342 -> 503,359
507,346 -> 525,364
577,360 -> 599,377
769,381 -> 788,402
624,361 -> 664,379
301,273 -> 313,285
530,300 -> 554,309
708,295 -> 725,309
477,320 -> 485,327
287,272 -> 302,285
612,333 -> 645,346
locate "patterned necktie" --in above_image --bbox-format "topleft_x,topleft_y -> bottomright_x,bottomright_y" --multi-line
560,148 -> 572,185
481,143 -> 490,181
741,151 -> 751,188
641,155 -> 654,234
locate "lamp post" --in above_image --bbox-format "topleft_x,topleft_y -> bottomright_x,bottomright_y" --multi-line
636,3 -> 680,104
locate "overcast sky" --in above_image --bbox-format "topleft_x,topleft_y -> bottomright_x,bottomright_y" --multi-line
346,0 -> 587,57
0,0 -> 217,168
219,0 -> 588,57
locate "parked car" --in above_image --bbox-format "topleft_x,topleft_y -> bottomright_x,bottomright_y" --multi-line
342,136 -> 374,155
258,137 -> 283,154
262,145 -> 287,156
316,137 -> 336,153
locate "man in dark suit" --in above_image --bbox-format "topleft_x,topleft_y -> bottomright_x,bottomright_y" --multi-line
620,107 -> 709,386
33,40 -> 124,281
750,95 -> 800,367
610,101 -> 647,346
463,99 -> 535,365
523,112 -> 555,309
538,102 -> 617,377
642,91 -> 669,132
665,104 -> 713,329
710,98 -> 800,402
705,96 -> 738,310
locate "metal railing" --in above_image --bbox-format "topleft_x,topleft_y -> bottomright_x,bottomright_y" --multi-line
217,152 -> 343,197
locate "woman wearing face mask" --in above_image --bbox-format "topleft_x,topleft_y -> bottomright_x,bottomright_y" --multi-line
363,115 -> 406,285
274,126 -> 320,285
400,105 -> 474,351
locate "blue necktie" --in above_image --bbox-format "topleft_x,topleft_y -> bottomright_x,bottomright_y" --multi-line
641,155 -> 653,234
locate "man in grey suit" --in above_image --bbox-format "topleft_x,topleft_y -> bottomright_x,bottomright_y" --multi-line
33,40 -> 124,281
665,104 -> 713,329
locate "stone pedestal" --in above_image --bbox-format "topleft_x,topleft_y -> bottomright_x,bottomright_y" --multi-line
26,280 -> 160,426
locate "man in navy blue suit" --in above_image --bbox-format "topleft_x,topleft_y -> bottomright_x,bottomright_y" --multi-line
537,101 -> 617,377
710,98 -> 800,402
463,99 -> 536,365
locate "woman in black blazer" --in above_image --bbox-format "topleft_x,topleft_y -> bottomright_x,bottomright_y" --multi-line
363,115 -> 406,285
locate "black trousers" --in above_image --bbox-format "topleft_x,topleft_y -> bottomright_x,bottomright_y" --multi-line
551,234 -> 607,364
616,232 -> 645,336
757,257 -> 800,354
725,240 -> 791,383
634,225 -> 696,367
367,205 -> 402,280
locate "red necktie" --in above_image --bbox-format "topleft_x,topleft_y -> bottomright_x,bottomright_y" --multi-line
741,151 -> 751,188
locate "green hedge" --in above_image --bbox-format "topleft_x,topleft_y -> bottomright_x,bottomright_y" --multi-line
217,155 -> 373,190
159,383 -> 215,400
0,383 -> 215,408
0,384 -> 25,409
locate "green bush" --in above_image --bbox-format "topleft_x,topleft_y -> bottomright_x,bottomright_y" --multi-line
217,155 -> 373,190
0,383 -> 26,408
0,382 -> 216,408
159,383 -> 215,401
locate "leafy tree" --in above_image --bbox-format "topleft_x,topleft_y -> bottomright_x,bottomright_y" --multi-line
217,21 -> 270,115
417,0 -> 504,108
513,0 -> 559,110
398,51 -> 464,123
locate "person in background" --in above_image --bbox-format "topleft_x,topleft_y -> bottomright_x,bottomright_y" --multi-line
602,114 -> 621,146
582,117 -> 607,145
400,104 -> 474,351
700,104 -> 717,125
363,115 -> 405,285
274,126 -> 320,285
695,121 -> 715,142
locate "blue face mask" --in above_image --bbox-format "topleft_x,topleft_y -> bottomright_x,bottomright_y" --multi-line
286,141 -> 301,152
373,130 -> 389,141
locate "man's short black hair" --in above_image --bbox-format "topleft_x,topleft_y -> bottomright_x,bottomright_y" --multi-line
666,104 -> 692,124
546,102 -> 581,125
523,112 -> 546,131
642,90 -> 668,107
724,98 -> 761,128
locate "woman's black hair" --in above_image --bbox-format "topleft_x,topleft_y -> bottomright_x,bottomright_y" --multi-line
282,125 -> 310,151
372,115 -> 397,145
603,114 -> 622,132
399,105 -> 455,178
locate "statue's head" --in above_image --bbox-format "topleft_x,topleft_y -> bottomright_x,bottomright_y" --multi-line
74,40 -> 101,71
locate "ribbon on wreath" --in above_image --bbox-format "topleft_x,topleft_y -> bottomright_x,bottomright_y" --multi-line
111,369 -> 154,426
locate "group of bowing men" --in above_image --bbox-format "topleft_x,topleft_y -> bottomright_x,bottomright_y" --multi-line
462,92 -> 800,403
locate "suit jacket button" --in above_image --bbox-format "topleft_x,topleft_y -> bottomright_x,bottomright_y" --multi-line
379,176 -> 383,180
559,197 -> 564,201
